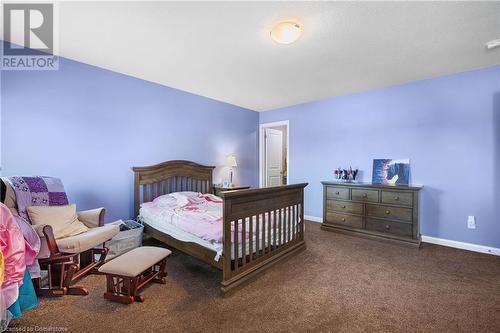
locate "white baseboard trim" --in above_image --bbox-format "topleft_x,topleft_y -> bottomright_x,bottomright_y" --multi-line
421,235 -> 500,256
303,215 -> 500,256
304,215 -> 322,223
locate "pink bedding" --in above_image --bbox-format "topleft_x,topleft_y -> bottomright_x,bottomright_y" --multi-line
140,192 -> 253,244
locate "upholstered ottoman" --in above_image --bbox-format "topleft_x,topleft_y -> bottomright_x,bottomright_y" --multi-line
98,246 -> 171,304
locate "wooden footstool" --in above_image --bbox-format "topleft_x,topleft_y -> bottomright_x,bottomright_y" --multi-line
98,246 -> 171,304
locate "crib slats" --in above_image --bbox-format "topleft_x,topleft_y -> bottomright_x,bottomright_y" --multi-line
242,218 -> 246,265
273,210 -> 277,249
284,206 -> 288,243
293,205 -> 299,239
266,212 -> 271,254
256,214 -> 260,257
293,205 -> 296,239
234,220 -> 239,271
149,182 -> 154,201
299,204 -> 304,239
277,208 -> 282,246
279,208 -> 283,246
287,206 -> 292,242
249,216 -> 254,262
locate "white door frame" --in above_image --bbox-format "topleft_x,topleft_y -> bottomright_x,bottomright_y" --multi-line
259,120 -> 290,187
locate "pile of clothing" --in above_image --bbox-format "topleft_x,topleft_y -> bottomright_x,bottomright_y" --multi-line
0,176 -> 69,330
0,202 -> 38,330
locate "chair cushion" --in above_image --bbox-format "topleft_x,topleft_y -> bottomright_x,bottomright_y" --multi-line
27,204 -> 89,239
99,246 -> 171,277
57,224 -> 119,254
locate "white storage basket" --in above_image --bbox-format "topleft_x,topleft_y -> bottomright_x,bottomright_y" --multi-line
106,220 -> 143,260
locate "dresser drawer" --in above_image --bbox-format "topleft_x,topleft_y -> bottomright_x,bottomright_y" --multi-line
381,191 -> 413,206
366,204 -> 412,222
327,200 -> 363,215
325,212 -> 363,229
365,218 -> 412,237
326,186 -> 349,200
351,189 -> 378,202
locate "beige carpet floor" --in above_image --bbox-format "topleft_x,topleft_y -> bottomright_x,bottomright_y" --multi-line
10,221 -> 500,333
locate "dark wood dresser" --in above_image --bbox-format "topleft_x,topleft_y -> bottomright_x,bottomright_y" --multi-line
321,181 -> 423,245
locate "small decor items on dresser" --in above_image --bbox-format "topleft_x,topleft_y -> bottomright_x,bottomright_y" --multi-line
372,159 -> 410,186
334,167 -> 358,182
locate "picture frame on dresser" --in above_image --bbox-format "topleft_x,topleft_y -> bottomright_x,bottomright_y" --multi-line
321,181 -> 423,246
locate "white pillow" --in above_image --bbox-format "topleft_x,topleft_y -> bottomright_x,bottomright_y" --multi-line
27,204 -> 89,239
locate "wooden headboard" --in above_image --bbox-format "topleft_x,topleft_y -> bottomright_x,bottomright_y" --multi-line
132,160 -> 215,216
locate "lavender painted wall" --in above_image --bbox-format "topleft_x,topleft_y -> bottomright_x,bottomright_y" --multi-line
1,56 -> 259,221
260,66 -> 500,248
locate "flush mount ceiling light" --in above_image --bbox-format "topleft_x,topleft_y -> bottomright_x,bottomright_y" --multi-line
270,21 -> 303,45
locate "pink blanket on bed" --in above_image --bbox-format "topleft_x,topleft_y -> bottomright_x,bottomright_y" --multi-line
140,192 -> 252,243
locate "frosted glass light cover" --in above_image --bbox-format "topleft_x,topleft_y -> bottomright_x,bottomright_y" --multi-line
270,21 -> 303,44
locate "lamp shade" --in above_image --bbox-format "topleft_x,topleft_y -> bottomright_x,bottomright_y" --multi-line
226,154 -> 238,167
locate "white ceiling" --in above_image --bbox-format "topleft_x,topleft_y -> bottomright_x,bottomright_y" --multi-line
4,1 -> 500,111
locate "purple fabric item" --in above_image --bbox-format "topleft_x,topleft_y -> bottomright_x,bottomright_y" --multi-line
8,177 -> 68,222
48,192 -> 68,206
23,177 -> 48,193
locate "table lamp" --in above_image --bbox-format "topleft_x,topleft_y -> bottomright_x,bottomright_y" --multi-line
226,154 -> 237,187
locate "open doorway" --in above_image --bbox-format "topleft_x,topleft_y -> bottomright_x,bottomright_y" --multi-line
259,121 -> 289,187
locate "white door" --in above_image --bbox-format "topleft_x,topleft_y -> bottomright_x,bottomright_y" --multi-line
265,128 -> 283,187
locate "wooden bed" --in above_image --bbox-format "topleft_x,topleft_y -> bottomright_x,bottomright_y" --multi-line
132,160 -> 307,295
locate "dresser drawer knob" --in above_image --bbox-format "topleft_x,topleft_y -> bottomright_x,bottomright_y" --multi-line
342,205 -> 346,209
385,225 -> 390,230
335,191 -> 340,195
362,193 -> 367,198
341,217 -> 346,222
394,196 -> 399,200
385,210 -> 391,215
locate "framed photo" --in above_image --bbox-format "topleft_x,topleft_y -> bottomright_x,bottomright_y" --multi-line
372,159 -> 410,185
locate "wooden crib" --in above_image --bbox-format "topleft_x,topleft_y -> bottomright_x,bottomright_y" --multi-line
132,160 -> 307,295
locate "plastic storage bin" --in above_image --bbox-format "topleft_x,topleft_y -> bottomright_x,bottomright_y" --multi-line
106,220 -> 143,260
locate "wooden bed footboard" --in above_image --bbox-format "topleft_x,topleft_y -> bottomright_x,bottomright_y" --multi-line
220,183 -> 308,295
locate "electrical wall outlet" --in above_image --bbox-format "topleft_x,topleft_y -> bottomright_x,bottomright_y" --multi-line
467,216 -> 476,229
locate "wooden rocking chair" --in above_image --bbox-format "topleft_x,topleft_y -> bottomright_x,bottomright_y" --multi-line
1,179 -> 119,297
33,208 -> 119,296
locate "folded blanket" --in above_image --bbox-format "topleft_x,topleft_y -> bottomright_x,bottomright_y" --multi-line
8,177 -> 68,221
